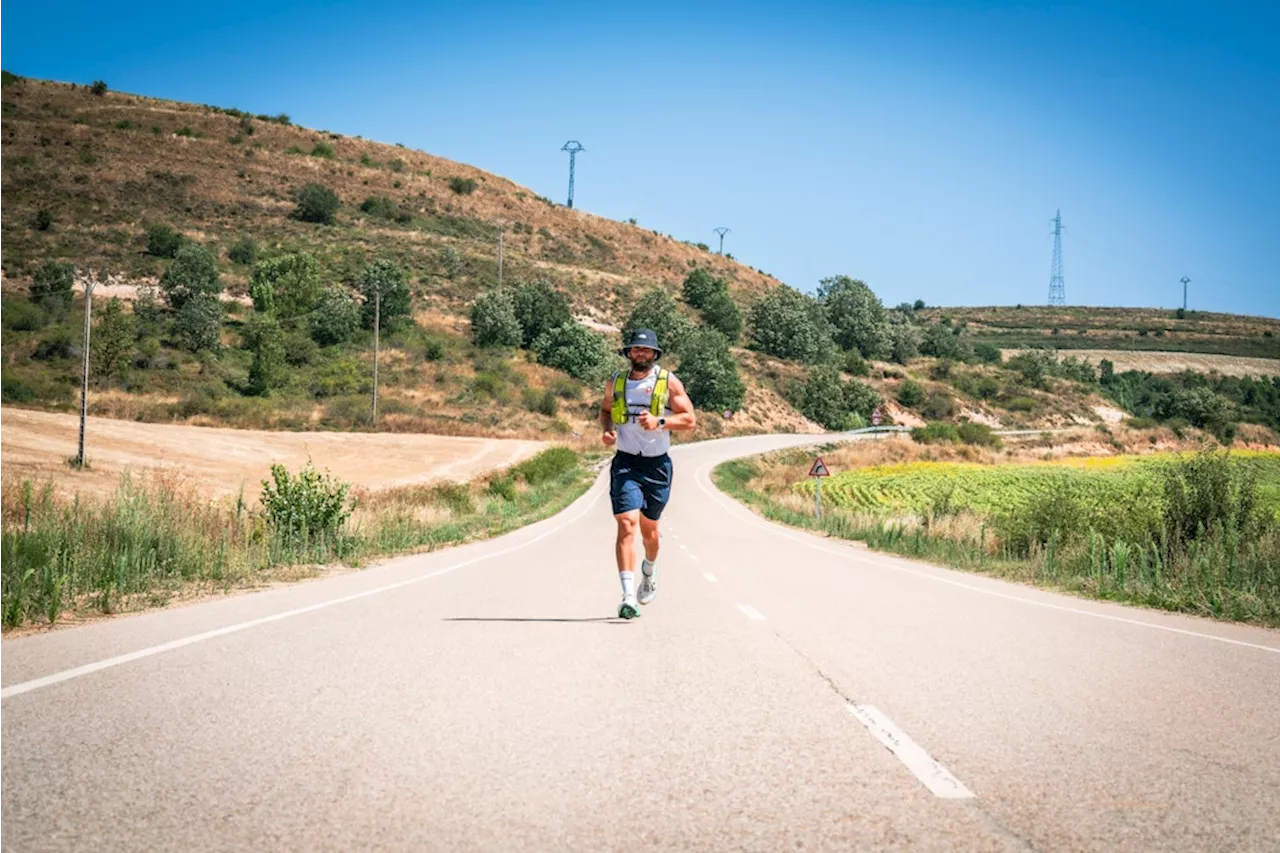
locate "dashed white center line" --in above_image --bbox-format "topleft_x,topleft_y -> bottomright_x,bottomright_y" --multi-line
846,704 -> 974,799
688,554 -> 699,561
703,573 -> 718,583
737,604 -> 766,621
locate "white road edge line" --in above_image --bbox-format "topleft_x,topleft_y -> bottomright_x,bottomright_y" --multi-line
704,573 -> 718,583
695,462 -> 1280,656
2,487 -> 608,701
846,704 -> 974,799
737,604 -> 766,621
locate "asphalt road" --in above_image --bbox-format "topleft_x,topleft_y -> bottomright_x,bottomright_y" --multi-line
4,432 -> 1279,851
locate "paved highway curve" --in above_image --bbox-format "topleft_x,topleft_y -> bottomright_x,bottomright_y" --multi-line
4,432 -> 1279,851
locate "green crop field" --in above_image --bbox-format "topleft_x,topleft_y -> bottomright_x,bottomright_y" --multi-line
798,452 -> 1280,522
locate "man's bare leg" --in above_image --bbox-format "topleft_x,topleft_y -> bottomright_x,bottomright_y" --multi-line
614,511 -> 641,618
637,515 -> 660,605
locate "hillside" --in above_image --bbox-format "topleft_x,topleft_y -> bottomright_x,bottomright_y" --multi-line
2,74 -> 1276,450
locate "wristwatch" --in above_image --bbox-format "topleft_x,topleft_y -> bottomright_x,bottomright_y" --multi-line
658,417 -> 666,428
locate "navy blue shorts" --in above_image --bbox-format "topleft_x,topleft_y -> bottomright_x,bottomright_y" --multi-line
610,452 -> 673,520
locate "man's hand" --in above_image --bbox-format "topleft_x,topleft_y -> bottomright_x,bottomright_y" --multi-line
602,430 -> 617,447
637,412 -> 662,431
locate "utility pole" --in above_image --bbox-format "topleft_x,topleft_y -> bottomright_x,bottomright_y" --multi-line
1181,276 -> 1190,311
372,288 -> 380,427
1048,210 -> 1066,306
493,218 -> 507,288
75,270 -> 98,468
561,140 -> 584,208
714,227 -> 730,255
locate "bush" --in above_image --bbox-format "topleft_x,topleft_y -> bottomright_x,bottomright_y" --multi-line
2,377 -> 36,403
911,423 -> 960,444
842,379 -> 881,421
90,297 -> 134,381
678,328 -> 746,412
293,183 -> 340,224
887,319 -> 920,364
32,209 -> 54,231
310,141 -> 335,158
30,261 -> 75,314
470,289 -> 522,348
1008,350 -> 1054,389
843,349 -> 869,376
1161,450 -> 1262,546
956,422 -> 1000,447
160,244 -> 222,310
920,323 -> 966,360
512,280 -> 571,349
174,295 -> 222,352
4,301 -> 47,331
682,267 -> 725,309
794,366 -> 858,430
32,332 -> 76,361
359,257 -> 411,330
90,80 -> 108,96
624,289 -> 694,355
533,322 -> 614,384
897,379 -> 925,408
922,391 -> 956,420
245,314 -> 288,396
360,195 -> 398,220
227,236 -> 258,266
749,286 -> 834,364
249,252 -> 322,318
819,275 -> 889,359
699,289 -> 743,342
512,447 -> 578,485
311,286 -> 361,346
1125,416 -> 1159,429
260,460 -> 354,542
449,177 -> 477,195
522,387 -> 559,416
974,343 -> 1003,364
146,224 -> 184,258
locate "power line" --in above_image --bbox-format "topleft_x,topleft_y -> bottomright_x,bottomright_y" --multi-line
713,227 -> 730,255
561,141 -> 584,208
1048,210 -> 1066,306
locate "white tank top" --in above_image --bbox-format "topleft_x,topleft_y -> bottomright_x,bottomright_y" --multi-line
616,367 -> 672,457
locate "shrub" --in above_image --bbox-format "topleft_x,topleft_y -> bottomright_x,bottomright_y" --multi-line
512,447 -> 578,485
842,379 -> 882,421
522,387 -> 559,416
174,295 -> 222,352
921,391 -> 956,420
146,223 -> 184,258
311,286 -> 361,346
843,349 -> 869,376
359,258 -> 411,330
245,314 -> 288,396
1161,450 -> 1262,546
4,301 -> 47,331
920,323 -> 965,360
1008,350 -> 1055,389
310,141 -> 335,158
682,267 -> 725,309
359,195 -> 398,220
30,261 -> 75,313
794,366 -> 854,430
512,279 -> 571,349
90,297 -> 134,381
249,252 -> 322,318
160,244 -> 221,310
260,460 -> 354,542
1125,416 -> 1159,429
699,289 -> 743,342
449,177 -> 477,195
533,322 -> 614,384
470,289 -> 522,348
749,286 -> 834,364
956,422 -> 1000,447
549,377 -> 581,399
973,343 -> 1003,364
389,158 -> 406,173
819,275 -> 889,359
293,183 -> 340,224
678,328 -> 746,412
911,423 -> 960,444
624,288 -> 694,355
1001,396 -> 1039,413
897,379 -> 925,408
227,236 -> 258,266
887,319 -> 920,364
90,80 -> 108,96
2,377 -> 36,403
32,209 -> 54,231
32,332 -> 76,361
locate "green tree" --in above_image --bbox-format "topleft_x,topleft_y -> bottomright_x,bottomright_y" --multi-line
796,366 -> 852,430
677,328 -> 745,411
174,295 -> 222,353
887,317 -> 920,364
698,289 -> 743,342
842,379 -> 882,421
293,182 -> 340,224
748,286 -> 833,364
359,257 -> 410,330
246,314 -> 288,396
146,224 -> 184,258
249,252 -> 323,318
512,279 -> 571,349
30,261 -> 75,314
1099,358 -> 1115,385
819,275 -> 889,359
897,379 -> 926,408
533,322 -> 615,383
681,267 -> 726,309
160,244 -> 222,310
227,236 -> 258,266
624,289 -> 694,355
90,297 -> 133,381
920,322 -> 965,360
310,286 -> 360,346
470,289 -> 522,348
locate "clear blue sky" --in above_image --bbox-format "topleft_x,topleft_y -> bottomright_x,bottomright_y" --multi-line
4,1 -> 1277,317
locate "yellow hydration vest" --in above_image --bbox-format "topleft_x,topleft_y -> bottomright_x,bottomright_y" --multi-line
611,368 -> 670,425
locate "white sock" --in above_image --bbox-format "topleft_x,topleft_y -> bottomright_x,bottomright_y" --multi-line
641,559 -> 655,576
620,571 -> 635,598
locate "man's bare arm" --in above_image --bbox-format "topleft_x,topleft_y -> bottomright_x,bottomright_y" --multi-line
600,378 -> 617,445
638,374 -> 697,432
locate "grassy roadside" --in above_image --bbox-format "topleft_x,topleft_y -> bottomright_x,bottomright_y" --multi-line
713,448 -> 1280,628
1,447 -> 602,631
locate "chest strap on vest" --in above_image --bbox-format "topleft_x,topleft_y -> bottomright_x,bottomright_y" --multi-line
611,368 -> 670,425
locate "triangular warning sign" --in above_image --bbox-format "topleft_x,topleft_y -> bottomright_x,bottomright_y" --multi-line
809,457 -> 830,478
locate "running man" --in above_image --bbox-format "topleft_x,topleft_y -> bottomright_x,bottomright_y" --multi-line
600,329 -> 697,619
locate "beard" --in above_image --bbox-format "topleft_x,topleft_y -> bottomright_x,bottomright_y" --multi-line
629,353 -> 655,372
